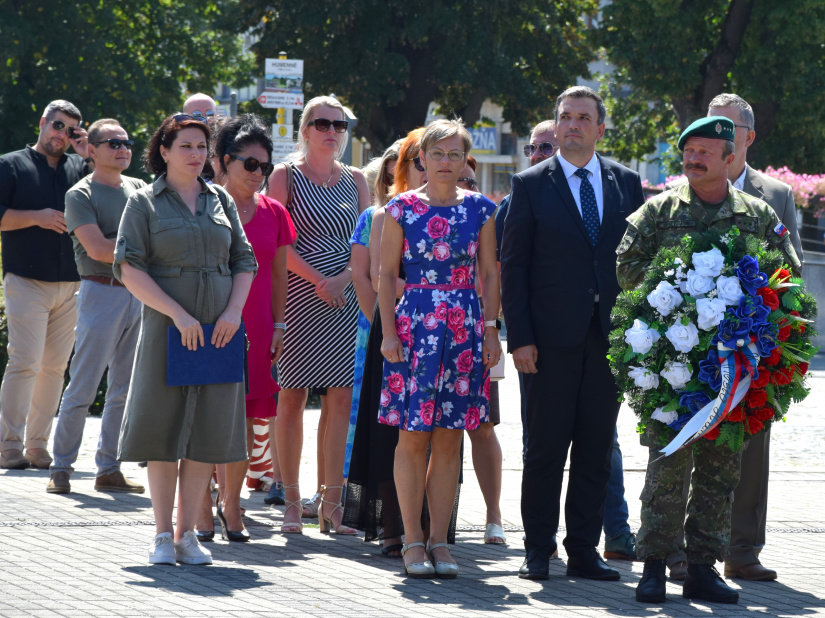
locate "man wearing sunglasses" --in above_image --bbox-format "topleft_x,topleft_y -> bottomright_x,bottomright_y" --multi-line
0,100 -> 92,471
183,93 -> 219,180
47,119 -> 146,495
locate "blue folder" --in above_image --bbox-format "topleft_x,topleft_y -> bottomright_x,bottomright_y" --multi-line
167,323 -> 246,387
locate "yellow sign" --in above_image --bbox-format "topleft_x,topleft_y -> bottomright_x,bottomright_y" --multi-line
272,124 -> 294,141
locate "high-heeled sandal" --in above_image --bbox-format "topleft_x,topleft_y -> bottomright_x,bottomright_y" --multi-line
216,501 -> 250,542
401,543 -> 434,579
318,485 -> 357,535
427,542 -> 459,579
280,482 -> 304,534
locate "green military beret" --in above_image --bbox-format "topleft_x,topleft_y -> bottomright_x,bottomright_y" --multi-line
677,116 -> 735,151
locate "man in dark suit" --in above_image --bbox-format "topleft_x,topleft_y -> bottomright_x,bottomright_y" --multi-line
501,86 -> 645,580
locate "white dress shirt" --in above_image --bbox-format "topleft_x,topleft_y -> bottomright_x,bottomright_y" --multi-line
733,167 -> 747,191
556,151 -> 604,222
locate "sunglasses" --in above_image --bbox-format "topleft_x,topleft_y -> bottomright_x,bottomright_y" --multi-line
523,142 -> 556,158
173,113 -> 209,124
230,154 -> 274,176
427,149 -> 465,162
308,118 -> 349,133
92,138 -> 134,150
409,157 -> 425,173
51,120 -> 80,138
458,177 -> 478,190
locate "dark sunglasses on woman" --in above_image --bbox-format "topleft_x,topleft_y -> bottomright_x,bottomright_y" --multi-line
92,139 -> 134,150
523,142 -> 555,158
173,113 -> 209,124
458,177 -> 478,190
409,157 -> 425,173
308,118 -> 349,133
230,154 -> 275,176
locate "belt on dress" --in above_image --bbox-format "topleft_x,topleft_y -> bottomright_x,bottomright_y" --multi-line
404,283 -> 476,291
81,275 -> 125,288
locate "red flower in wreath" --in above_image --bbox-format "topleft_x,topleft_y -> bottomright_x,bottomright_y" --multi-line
754,406 -> 775,421
774,268 -> 791,286
751,369 -> 770,389
790,310 -> 806,334
746,389 -> 767,409
796,362 -> 810,376
765,347 -> 782,366
726,405 -> 746,422
771,367 -> 794,386
756,287 -> 779,311
777,325 -> 792,342
704,426 -> 721,441
744,416 -> 764,435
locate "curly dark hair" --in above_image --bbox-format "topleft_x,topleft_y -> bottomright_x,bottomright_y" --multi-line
214,114 -> 274,186
143,114 -> 212,175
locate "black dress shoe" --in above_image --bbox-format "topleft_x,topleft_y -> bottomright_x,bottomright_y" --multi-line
566,549 -> 621,581
518,545 -> 553,580
216,503 -> 251,542
683,563 -> 738,604
636,559 -> 667,603
195,529 -> 215,542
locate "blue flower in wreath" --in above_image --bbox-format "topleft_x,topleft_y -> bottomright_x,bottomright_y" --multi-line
754,321 -> 779,357
668,412 -> 694,431
735,256 -> 768,295
697,348 -> 722,391
717,313 -> 754,350
679,390 -> 712,414
734,294 -> 770,327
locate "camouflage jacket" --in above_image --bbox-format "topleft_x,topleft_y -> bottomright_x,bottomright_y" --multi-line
616,181 -> 801,290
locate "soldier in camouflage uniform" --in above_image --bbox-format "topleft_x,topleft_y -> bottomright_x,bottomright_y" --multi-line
616,116 -> 800,605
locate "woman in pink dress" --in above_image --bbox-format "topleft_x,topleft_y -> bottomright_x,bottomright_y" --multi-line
198,114 -> 295,541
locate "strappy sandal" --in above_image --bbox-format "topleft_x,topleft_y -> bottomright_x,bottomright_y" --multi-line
301,492 -> 321,518
318,485 -> 357,535
280,482 -> 304,534
401,543 -> 434,578
484,523 -> 507,545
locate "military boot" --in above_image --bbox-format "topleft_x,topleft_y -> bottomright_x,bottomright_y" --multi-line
683,563 -> 739,604
636,559 -> 666,603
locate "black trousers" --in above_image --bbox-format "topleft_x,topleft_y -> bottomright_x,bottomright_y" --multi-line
521,311 -> 620,555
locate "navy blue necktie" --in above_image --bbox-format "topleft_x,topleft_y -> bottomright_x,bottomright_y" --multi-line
575,168 -> 600,247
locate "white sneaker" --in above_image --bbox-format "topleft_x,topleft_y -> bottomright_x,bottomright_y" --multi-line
175,530 -> 213,565
148,532 -> 176,565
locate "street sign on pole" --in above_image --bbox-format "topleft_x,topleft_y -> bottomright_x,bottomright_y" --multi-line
257,92 -> 304,109
264,59 -> 304,92
271,141 -> 298,163
272,124 -> 293,141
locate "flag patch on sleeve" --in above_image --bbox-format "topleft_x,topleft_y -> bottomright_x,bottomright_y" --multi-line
774,223 -> 788,238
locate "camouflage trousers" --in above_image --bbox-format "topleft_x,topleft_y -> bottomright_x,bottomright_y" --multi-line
636,425 -> 743,564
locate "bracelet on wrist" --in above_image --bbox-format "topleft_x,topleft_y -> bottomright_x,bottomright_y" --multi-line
274,322 -> 287,332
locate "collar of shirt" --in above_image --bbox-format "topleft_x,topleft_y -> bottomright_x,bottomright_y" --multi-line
556,151 -> 604,220
733,167 -> 747,191
153,173 -> 218,197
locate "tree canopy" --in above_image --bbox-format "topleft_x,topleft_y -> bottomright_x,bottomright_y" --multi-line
0,0 -> 252,174
595,0 -> 825,173
233,0 -> 599,151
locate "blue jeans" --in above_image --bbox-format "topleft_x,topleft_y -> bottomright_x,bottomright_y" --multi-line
51,281 -> 141,477
603,427 -> 631,540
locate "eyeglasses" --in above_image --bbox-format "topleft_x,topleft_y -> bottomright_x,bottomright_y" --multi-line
733,124 -> 752,131
457,177 -> 478,190
308,118 -> 349,133
230,154 -> 274,176
173,113 -> 209,124
191,110 -> 215,119
427,149 -> 465,162
408,157 -> 425,172
92,139 -> 134,150
51,120 -> 80,138
383,172 -> 395,186
523,142 -> 556,158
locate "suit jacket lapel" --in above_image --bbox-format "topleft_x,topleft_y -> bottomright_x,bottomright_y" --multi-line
546,158 -> 589,242
598,154 -> 617,245
743,165 -> 764,200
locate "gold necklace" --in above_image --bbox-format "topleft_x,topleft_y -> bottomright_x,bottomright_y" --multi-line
305,157 -> 337,188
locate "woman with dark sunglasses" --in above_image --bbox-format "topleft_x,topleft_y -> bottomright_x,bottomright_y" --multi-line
265,96 -> 371,535
190,114 -> 295,543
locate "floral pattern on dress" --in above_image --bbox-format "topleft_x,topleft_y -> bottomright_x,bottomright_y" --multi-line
378,190 -> 495,432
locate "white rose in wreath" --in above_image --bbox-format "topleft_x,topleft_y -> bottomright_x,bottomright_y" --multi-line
696,297 -> 728,330
715,275 -> 744,306
665,320 -> 700,353
624,319 -> 662,354
651,406 -> 679,425
691,247 -> 725,278
628,366 -> 660,390
647,281 -> 684,316
660,361 -> 692,390
681,269 -> 715,298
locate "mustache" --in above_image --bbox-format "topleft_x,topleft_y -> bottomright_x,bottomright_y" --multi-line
684,163 -> 707,171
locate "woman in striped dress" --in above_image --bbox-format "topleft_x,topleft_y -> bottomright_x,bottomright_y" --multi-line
267,96 -> 370,534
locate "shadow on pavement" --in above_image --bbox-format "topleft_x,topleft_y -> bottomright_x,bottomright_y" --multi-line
122,565 -> 269,594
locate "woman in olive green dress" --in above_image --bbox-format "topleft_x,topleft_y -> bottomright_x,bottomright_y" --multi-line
114,114 -> 257,565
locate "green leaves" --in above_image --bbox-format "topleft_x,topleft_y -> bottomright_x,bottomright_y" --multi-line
717,422 -> 744,452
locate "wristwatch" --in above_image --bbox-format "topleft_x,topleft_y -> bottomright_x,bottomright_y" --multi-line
483,319 -> 501,330
273,322 -> 287,332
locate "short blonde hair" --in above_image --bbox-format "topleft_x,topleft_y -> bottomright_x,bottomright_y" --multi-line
361,157 -> 383,205
420,118 -> 472,156
291,95 -> 347,161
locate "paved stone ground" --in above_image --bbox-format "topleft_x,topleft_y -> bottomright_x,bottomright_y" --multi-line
1,353 -> 824,617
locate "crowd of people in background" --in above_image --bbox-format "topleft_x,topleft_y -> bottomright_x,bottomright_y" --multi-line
0,84 -> 803,604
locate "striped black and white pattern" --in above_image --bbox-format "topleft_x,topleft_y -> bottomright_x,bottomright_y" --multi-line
278,164 -> 360,389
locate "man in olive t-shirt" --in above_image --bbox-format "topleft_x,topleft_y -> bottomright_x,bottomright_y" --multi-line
47,119 -> 146,494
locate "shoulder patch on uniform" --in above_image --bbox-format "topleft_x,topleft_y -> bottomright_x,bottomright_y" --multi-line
774,222 -> 789,238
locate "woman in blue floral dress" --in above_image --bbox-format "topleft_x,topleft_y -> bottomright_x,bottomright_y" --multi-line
377,119 -> 501,579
